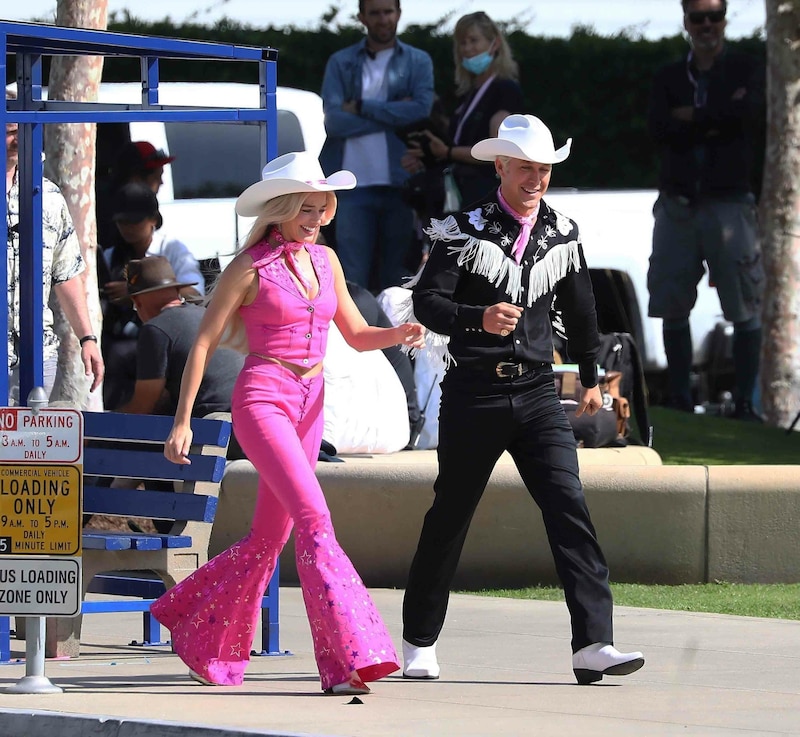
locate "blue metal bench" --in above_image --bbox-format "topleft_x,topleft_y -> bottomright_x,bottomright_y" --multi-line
0,411 -> 280,661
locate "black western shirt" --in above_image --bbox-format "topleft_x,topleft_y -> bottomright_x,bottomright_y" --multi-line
412,191 -> 601,388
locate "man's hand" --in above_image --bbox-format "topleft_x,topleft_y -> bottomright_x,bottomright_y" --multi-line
401,147 -> 425,174
81,341 -> 105,393
483,302 -> 523,336
342,100 -> 359,115
575,384 -> 603,417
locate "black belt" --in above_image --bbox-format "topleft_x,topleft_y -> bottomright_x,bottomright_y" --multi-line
494,360 -> 548,378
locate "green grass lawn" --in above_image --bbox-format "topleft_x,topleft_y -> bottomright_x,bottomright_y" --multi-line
472,582 -> 800,620
648,406 -> 799,465
468,408 -> 800,618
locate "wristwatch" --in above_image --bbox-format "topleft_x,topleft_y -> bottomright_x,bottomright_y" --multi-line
79,334 -> 98,347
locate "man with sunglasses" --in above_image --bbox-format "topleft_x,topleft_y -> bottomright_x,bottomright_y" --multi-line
647,0 -> 766,420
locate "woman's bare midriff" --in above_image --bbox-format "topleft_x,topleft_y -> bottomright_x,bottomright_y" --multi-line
250,352 -> 323,378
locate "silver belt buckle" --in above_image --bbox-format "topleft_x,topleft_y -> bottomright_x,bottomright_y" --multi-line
495,361 -> 522,378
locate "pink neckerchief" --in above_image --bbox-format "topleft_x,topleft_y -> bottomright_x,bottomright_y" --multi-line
258,227 -> 313,294
497,189 -> 539,264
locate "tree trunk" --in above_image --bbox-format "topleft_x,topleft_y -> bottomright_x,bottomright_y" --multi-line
45,0 -> 108,410
759,0 -> 800,429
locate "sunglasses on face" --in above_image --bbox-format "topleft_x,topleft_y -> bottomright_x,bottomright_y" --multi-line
687,9 -> 726,25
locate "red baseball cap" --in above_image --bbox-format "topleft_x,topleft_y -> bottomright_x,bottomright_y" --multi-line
132,141 -> 175,169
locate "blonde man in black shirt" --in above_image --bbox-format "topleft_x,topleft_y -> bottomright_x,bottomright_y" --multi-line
401,114 -> 645,685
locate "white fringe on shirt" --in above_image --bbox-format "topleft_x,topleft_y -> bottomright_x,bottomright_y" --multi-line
398,215 -> 582,371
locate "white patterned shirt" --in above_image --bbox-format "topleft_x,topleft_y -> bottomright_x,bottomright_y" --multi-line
6,170 -> 85,368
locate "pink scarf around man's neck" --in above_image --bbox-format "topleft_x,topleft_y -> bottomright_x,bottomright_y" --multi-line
497,189 -> 540,264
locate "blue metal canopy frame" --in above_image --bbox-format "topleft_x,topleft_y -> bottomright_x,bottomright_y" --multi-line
1,20 -> 278,404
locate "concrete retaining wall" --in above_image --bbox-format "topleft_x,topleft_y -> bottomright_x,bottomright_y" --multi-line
209,450 -> 800,587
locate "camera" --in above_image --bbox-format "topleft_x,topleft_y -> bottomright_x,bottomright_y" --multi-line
407,132 -> 437,168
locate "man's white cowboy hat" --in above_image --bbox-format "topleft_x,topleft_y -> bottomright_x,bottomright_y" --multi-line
471,114 -> 572,164
235,151 -> 357,216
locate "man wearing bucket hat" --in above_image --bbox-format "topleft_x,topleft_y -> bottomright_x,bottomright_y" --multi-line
117,257 -> 243,435
401,114 -> 645,684
150,151 -> 426,694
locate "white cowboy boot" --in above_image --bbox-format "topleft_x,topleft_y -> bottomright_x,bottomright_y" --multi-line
402,639 -> 440,679
572,643 -> 645,684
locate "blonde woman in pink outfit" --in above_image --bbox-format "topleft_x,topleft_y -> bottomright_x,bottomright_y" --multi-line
151,151 -> 425,695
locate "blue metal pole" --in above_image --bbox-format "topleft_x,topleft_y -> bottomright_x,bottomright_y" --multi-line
16,52 -> 45,404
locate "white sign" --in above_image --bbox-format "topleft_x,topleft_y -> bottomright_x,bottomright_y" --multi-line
0,408 -> 83,463
0,556 -> 81,616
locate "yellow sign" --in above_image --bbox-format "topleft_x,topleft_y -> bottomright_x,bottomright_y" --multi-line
0,464 -> 82,556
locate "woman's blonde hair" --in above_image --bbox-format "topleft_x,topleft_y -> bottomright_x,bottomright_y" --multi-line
453,12 -> 519,97
214,189 -> 338,353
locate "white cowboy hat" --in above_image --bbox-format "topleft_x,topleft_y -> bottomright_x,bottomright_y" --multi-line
471,114 -> 572,164
235,151 -> 357,216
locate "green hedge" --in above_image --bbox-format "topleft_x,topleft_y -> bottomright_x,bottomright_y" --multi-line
8,16 -> 766,189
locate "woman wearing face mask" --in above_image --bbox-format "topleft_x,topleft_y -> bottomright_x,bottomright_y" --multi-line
405,12 -> 524,207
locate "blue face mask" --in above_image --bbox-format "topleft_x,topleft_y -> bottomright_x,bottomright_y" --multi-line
461,50 -> 494,76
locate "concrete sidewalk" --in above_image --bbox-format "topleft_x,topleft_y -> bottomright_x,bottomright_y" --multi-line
1,588 -> 799,737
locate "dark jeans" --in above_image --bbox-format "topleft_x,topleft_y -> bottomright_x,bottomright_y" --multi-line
402,366 -> 614,653
334,186 -> 415,291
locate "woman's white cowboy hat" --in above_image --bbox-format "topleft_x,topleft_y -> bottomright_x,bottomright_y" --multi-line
471,114 -> 572,164
235,151 -> 357,216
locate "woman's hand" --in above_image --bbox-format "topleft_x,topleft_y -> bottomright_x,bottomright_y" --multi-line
164,423 -> 193,465
396,322 -> 426,350
422,130 -> 448,161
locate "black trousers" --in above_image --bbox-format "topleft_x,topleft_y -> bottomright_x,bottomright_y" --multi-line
402,366 -> 614,653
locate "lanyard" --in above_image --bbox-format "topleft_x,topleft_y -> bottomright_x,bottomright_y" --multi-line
453,75 -> 496,145
685,52 -> 709,108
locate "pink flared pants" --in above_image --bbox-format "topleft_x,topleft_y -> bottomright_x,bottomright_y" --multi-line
151,358 -> 399,689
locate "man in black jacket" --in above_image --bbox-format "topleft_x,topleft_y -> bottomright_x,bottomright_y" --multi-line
400,114 -> 645,684
647,0 -> 766,419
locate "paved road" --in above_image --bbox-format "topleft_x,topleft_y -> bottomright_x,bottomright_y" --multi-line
1,588 -> 799,736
